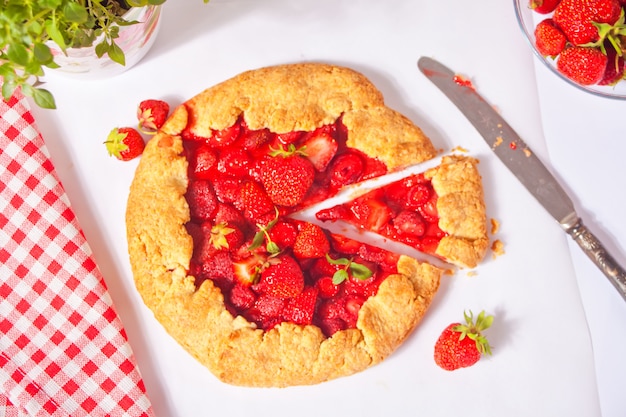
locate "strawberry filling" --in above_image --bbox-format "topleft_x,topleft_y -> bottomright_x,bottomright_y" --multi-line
316,173 -> 448,256
181,115 -> 399,337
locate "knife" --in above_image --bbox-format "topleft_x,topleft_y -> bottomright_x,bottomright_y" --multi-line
417,56 -> 626,302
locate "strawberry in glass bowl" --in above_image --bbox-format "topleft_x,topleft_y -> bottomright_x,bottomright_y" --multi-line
514,0 -> 626,99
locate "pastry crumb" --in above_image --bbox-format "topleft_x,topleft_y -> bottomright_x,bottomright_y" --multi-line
523,148 -> 532,157
491,239 -> 505,258
466,270 -> 478,277
490,218 -> 500,235
452,145 -> 469,153
493,136 -> 503,149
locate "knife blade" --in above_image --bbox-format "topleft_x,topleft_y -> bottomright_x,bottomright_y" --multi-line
418,56 -> 626,302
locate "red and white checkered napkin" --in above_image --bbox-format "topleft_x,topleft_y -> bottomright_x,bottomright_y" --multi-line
0,90 -> 154,416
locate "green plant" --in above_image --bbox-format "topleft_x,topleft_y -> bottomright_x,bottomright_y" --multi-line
0,0 -> 208,109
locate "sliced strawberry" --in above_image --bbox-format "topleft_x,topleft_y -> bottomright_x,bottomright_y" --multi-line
418,193 -> 439,223
282,287 -> 318,325
302,131 -> 338,171
329,151 -> 364,188
293,223 -> 330,259
393,210 -> 426,237
405,182 -> 433,209
186,180 -> 218,221
209,122 -> 242,148
217,148 -> 251,177
350,198 -> 392,232
328,233 -> 362,255
233,255 -> 263,286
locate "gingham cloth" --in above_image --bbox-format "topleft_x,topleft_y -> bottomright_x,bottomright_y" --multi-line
0,89 -> 154,416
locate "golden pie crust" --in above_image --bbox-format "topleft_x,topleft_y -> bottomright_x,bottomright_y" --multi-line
425,155 -> 489,269
125,63 -> 487,387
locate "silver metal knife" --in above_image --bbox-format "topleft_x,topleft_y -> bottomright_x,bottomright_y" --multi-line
418,56 -> 626,302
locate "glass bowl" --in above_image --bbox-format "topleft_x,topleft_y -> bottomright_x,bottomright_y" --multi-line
513,0 -> 626,99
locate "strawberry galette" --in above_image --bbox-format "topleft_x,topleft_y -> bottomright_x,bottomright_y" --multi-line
125,63 -> 488,387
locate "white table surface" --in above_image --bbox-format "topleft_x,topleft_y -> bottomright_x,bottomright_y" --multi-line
28,0 -> 623,416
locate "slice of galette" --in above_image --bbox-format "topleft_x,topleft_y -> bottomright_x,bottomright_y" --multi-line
316,155 -> 489,269
126,63 -> 485,388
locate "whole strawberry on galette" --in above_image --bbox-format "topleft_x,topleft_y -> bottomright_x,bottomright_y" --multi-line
126,63 -> 489,387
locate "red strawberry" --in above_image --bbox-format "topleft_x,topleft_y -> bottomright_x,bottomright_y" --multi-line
260,145 -> 315,207
599,42 -> 625,85
393,210 -> 426,237
530,0 -> 560,14
242,128 -> 272,150
405,181 -> 432,209
553,0 -> 622,45
329,151 -> 364,188
315,276 -> 340,298
186,180 -> 218,221
188,144 -> 217,179
257,255 -> 305,299
557,46 -> 608,85
214,203 -> 247,230
350,197 -> 392,232
204,252 -> 235,291
137,99 -> 170,131
217,148 -> 251,177
239,181 -> 275,222
206,221 -> 244,252
233,255 -> 263,286
328,233 -> 362,255
104,127 -> 145,161
229,283 -> 256,310
209,122 -> 241,148
282,287 -> 318,325
268,220 -> 298,250
251,294 -> 286,318
293,223 -> 330,259
275,131 -> 304,145
302,130 -> 338,171
212,177 -> 243,204
434,310 -> 494,371
534,19 -> 567,57
418,192 -> 439,223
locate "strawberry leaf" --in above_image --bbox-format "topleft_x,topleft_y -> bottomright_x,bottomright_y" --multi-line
332,269 -> 349,285
350,262 -> 373,280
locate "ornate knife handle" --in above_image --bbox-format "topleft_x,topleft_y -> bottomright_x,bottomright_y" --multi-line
566,219 -> 626,301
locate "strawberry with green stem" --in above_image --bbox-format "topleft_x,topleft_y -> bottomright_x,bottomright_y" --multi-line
434,310 -> 494,371
104,127 -> 145,161
260,144 -> 315,207
137,99 -> 170,133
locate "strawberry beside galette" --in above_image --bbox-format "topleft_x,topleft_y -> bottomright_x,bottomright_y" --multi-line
125,63 -> 488,387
